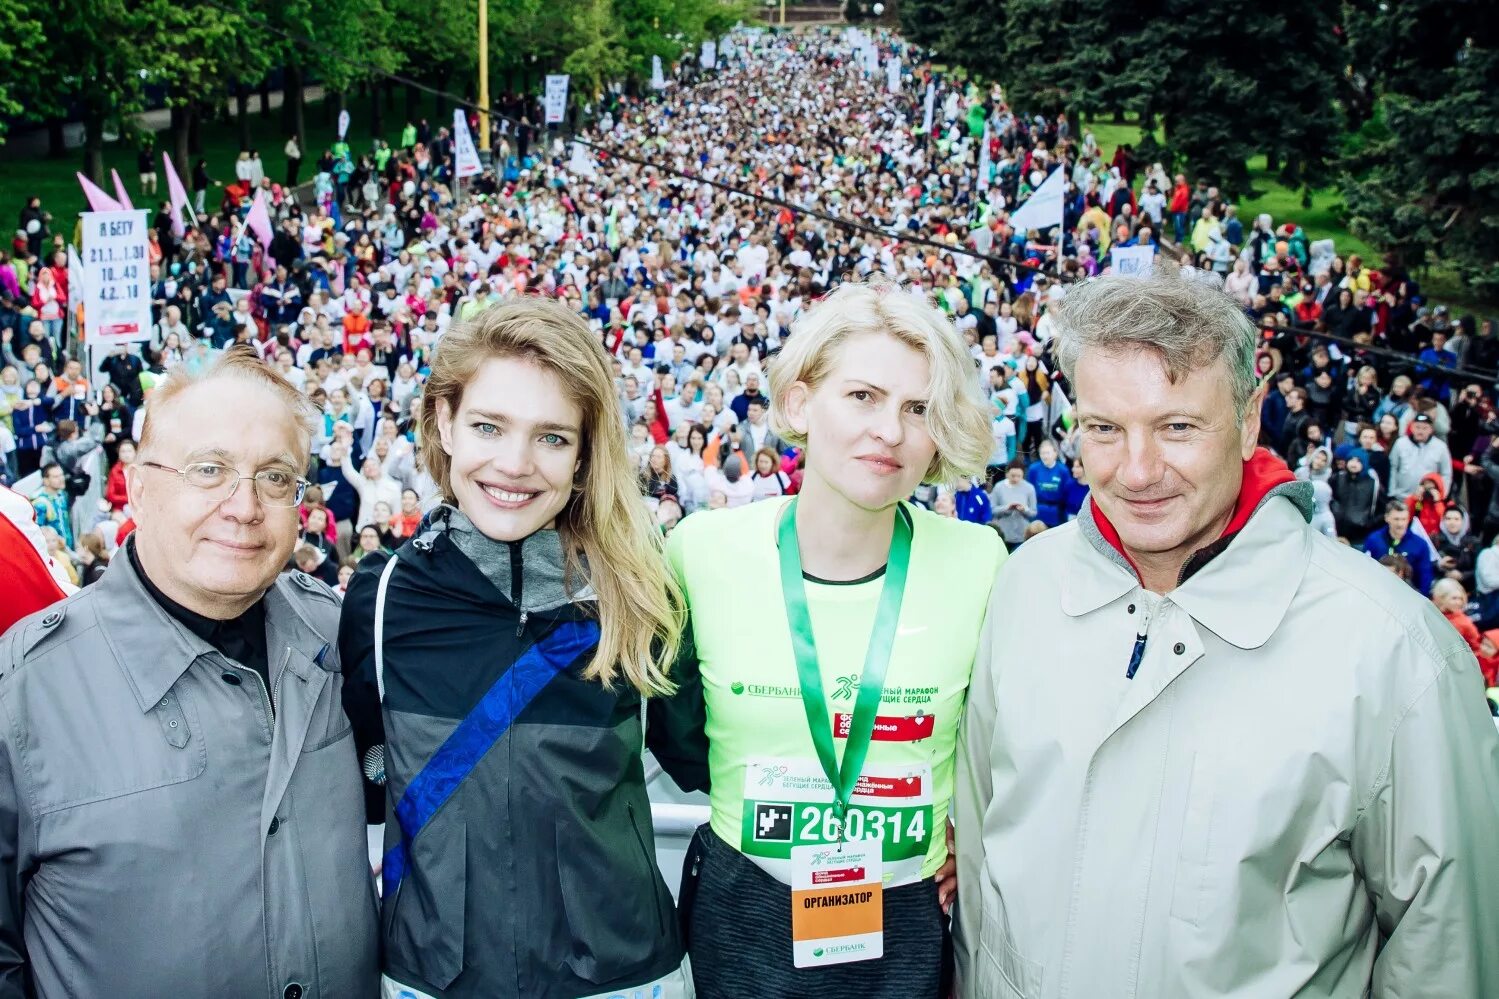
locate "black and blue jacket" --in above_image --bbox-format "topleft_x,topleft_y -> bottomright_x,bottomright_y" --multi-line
339,514 -> 708,998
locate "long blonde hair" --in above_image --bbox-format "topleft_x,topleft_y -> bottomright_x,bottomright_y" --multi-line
419,297 -> 683,694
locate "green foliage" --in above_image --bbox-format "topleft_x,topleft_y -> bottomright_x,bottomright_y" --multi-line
1342,12 -> 1499,299
0,0 -> 48,136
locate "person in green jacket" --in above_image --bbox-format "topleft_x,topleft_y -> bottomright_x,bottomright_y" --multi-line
670,281 -> 1007,998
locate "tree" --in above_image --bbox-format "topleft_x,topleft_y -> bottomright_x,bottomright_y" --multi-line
1343,8 -> 1499,299
35,0 -> 152,181
0,0 -> 49,143
139,0 -> 264,180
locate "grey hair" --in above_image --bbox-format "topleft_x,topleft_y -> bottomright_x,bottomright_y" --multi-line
1052,269 -> 1260,418
1431,577 -> 1466,603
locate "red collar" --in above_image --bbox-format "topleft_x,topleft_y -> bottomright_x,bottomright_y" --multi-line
1088,448 -> 1296,580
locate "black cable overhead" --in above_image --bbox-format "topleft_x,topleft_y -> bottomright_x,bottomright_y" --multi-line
199,1 -> 1499,386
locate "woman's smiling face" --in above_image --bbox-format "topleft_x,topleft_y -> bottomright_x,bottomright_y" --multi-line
436,356 -> 582,542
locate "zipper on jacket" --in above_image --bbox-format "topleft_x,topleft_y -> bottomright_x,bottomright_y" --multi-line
627,804 -> 669,935
509,539 -> 527,637
1126,603 -> 1153,680
269,647 -> 291,717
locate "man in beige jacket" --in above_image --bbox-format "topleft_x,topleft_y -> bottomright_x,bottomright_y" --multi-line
955,271 -> 1499,998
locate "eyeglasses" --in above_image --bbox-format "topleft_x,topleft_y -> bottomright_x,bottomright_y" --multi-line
143,461 -> 309,508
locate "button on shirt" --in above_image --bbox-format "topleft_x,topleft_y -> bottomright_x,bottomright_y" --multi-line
126,538 -> 273,702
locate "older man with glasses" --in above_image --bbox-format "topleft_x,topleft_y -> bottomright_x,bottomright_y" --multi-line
0,345 -> 376,998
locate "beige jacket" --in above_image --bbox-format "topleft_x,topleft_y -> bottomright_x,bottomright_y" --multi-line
955,488 -> 1499,998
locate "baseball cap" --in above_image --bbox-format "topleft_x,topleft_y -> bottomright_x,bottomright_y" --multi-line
1413,413 -> 1433,425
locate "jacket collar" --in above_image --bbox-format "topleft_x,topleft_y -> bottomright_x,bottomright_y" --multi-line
95,548 -> 328,712
1067,449 -> 1316,649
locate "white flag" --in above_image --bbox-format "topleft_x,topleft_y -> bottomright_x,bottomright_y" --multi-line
453,109 -> 481,179
864,44 -> 879,76
544,75 -> 570,125
1008,166 -> 1066,236
977,124 -> 992,191
337,109 -> 350,141
651,55 -> 666,90
700,40 -> 717,69
886,56 -> 901,92
922,83 -> 936,135
569,141 -> 595,177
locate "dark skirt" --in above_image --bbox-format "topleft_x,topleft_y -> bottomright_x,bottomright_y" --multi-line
681,824 -> 948,999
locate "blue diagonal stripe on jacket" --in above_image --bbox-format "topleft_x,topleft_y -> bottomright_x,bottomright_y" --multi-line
382,618 -> 601,892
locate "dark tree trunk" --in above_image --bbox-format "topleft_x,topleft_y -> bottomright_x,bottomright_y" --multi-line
405,81 -> 420,124
370,81 -> 383,139
187,102 -> 203,156
260,76 -> 273,118
434,69 -> 451,115
170,102 -> 191,184
46,120 -> 66,159
285,62 -> 306,147
235,82 -> 252,151
385,78 -> 396,111
82,104 -> 105,183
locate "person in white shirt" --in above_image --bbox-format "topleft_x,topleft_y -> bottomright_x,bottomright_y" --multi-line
1139,181 -> 1167,225
274,350 -> 307,391
154,306 -> 190,352
702,455 -> 755,508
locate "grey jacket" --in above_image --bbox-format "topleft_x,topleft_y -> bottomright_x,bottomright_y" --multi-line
0,554 -> 378,999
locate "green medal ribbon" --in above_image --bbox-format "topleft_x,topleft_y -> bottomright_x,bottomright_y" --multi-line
777,497 -> 914,843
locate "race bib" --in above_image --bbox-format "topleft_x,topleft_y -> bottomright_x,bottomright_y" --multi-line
791,841 -> 883,968
741,757 -> 932,887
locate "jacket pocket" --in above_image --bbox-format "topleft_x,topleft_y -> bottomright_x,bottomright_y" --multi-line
1168,752 -> 1219,926
975,889 -> 1043,999
555,809 -> 675,985
385,820 -> 467,990
34,686 -> 208,814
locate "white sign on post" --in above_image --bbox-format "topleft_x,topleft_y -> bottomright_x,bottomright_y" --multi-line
544,75 -> 570,125
700,40 -> 717,69
922,83 -> 936,135
453,109 -> 482,179
886,56 -> 901,93
1112,244 -> 1155,278
81,210 -> 151,348
651,55 -> 666,90
337,109 -> 350,141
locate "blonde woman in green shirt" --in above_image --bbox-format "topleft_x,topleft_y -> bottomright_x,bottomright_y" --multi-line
668,281 -> 1007,998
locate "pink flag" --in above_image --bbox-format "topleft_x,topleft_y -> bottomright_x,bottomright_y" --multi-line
162,152 -> 191,236
76,172 -> 123,213
244,188 -> 273,250
109,168 -> 134,211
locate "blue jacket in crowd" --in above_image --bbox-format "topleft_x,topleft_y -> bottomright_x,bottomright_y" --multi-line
1364,526 -> 1434,595
1026,459 -> 1075,528
954,483 -> 992,526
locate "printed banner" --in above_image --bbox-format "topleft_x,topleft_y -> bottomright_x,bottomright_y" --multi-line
544,75 -> 570,125
1113,244 -> 1155,277
81,210 -> 151,346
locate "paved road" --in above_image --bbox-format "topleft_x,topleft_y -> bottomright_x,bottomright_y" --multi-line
2,86 -> 328,159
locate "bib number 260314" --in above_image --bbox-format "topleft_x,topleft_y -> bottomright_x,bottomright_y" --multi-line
741,757 -> 932,887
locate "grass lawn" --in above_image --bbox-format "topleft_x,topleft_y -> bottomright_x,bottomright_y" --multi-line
0,90 -> 414,236
1078,116 -> 1485,311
